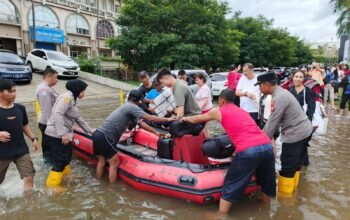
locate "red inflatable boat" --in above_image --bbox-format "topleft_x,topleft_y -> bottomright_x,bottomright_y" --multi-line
71,129 -> 258,204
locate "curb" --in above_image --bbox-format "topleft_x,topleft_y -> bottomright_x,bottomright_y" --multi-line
78,71 -> 138,91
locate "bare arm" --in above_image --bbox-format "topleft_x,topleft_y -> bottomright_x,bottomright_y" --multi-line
175,106 -> 184,117
181,108 -> 221,124
23,125 -> 40,152
141,114 -> 175,123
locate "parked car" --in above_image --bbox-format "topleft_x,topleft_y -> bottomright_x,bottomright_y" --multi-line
26,49 -> 80,77
210,72 -> 229,96
253,68 -> 267,76
149,69 -> 212,94
0,49 -> 32,83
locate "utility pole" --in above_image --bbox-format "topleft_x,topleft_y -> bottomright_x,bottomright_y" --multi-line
31,0 -> 36,48
96,0 -> 100,57
96,0 -> 102,75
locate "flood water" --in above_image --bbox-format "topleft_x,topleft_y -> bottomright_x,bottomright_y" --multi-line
0,98 -> 349,220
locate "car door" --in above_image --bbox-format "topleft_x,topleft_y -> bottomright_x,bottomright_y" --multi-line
29,51 -> 39,70
37,50 -> 47,71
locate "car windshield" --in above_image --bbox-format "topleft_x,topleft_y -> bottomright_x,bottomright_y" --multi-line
0,52 -> 24,65
211,74 -> 227,81
46,51 -> 71,61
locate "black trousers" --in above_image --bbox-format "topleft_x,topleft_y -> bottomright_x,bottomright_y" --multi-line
340,94 -> 350,110
38,123 -> 51,161
44,135 -> 72,172
280,136 -> 310,178
249,112 -> 259,126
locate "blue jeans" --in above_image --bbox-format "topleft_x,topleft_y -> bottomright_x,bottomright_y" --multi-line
222,144 -> 276,202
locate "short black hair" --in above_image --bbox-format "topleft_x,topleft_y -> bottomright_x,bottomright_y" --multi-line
157,68 -> 172,82
244,63 -> 254,70
0,79 -> 15,92
229,64 -> 236,70
178,69 -> 186,76
219,89 -> 235,103
43,68 -> 58,78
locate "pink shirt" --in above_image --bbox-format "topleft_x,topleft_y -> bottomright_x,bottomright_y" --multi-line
195,84 -> 213,111
227,71 -> 241,90
220,103 -> 271,153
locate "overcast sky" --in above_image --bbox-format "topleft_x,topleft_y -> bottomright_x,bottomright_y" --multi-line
227,0 -> 339,43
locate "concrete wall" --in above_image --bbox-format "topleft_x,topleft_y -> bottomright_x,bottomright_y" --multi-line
78,71 -> 137,91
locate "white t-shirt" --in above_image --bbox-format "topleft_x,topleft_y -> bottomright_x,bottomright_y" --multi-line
236,75 -> 260,113
195,84 -> 213,111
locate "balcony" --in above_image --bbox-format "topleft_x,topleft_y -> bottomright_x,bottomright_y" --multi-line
46,0 -> 116,18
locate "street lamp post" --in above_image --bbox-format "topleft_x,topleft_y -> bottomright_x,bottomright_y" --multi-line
31,0 -> 36,48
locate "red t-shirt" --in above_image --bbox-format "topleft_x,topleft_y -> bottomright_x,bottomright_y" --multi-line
219,104 -> 271,153
227,71 -> 241,90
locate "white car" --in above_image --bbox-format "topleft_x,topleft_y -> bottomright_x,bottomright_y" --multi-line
210,72 -> 229,96
26,49 -> 80,77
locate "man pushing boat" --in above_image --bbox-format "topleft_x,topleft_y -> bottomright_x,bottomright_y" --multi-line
181,89 -> 276,214
93,89 -> 175,184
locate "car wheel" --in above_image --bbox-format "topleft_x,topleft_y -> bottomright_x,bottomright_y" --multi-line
45,66 -> 52,72
28,62 -> 33,72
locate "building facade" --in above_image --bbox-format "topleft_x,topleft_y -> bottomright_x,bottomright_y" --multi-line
0,0 -> 120,58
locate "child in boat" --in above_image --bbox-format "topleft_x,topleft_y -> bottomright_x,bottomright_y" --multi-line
93,89 -> 175,184
144,81 -> 164,104
181,89 -> 276,214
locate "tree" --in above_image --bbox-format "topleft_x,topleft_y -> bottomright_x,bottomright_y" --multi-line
331,0 -> 350,35
108,0 -> 240,71
229,14 -> 312,67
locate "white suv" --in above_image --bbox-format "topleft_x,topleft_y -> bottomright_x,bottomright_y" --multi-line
26,49 -> 80,77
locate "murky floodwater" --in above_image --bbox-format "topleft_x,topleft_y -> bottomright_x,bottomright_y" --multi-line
1,99 -> 349,220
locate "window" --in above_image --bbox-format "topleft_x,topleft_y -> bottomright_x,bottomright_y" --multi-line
0,0 -> 19,24
97,20 -> 114,38
29,5 -> 59,28
67,14 -> 90,35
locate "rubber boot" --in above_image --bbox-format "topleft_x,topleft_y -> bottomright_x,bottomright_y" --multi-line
278,176 -> 294,195
62,165 -> 71,176
46,171 -> 63,188
294,171 -> 300,188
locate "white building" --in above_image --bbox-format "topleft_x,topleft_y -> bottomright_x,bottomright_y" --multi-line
0,0 -> 120,57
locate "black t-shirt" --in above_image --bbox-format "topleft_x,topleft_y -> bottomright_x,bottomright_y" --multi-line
138,83 -> 155,98
0,104 -> 29,159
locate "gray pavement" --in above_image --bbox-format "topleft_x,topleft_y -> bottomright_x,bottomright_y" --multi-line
15,73 -> 124,112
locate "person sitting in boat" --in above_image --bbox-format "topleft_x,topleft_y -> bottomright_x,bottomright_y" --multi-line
144,81 -> 165,110
93,89 -> 175,184
157,68 -> 204,136
181,89 -> 276,214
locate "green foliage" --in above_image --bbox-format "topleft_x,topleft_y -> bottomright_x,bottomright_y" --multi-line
331,0 -> 350,35
229,15 -> 312,67
108,0 -> 239,70
108,1 -> 314,70
75,55 -> 96,73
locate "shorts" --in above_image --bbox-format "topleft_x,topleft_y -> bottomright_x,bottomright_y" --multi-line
0,154 -> 35,184
93,130 -> 120,159
222,144 -> 276,203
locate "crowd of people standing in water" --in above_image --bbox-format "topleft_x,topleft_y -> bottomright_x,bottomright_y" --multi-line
0,60 -> 349,214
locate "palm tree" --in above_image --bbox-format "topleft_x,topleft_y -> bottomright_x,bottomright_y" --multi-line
331,0 -> 350,35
